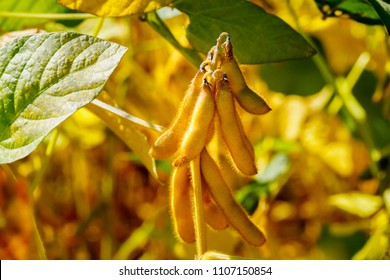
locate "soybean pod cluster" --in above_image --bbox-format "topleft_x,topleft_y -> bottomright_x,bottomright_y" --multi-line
150,33 -> 271,247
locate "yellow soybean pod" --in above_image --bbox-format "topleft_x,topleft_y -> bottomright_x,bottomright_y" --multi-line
150,69 -> 204,160
173,80 -> 215,167
170,165 -> 195,243
200,149 -> 266,246
202,179 -> 229,230
215,76 -> 257,176
221,36 -> 271,115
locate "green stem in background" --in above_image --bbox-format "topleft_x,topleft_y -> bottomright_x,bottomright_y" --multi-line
335,54 -> 381,173
0,164 -> 16,183
32,213 -> 47,260
29,129 -> 59,259
285,0 -> 380,176
93,17 -> 105,37
0,12 -> 95,20
100,135 -> 115,259
285,1 -> 334,86
91,99 -> 164,132
0,164 -> 47,259
190,156 -> 207,257
113,221 -> 154,260
145,11 -> 203,68
30,129 -> 59,194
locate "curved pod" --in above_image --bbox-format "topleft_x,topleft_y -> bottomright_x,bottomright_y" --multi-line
170,165 -> 195,243
202,179 -> 229,230
221,37 -> 271,115
200,149 -> 266,246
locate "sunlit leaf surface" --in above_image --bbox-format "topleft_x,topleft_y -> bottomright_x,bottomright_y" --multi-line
0,32 -> 127,163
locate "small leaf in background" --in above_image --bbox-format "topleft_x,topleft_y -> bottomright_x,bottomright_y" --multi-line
86,100 -> 160,181
315,0 -> 382,25
328,192 -> 383,218
58,0 -> 173,17
236,154 -> 290,213
174,0 -> 316,64
0,32 -> 127,164
255,154 -> 290,184
0,0 -> 68,32
352,210 -> 389,259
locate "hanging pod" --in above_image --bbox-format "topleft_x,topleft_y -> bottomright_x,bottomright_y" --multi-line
215,75 -> 257,176
220,36 -> 271,115
169,164 -> 195,243
173,79 -> 215,167
149,69 -> 205,160
200,148 -> 266,247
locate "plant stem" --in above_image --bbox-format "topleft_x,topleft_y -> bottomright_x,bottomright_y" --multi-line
0,164 -> 47,259
0,164 -> 16,184
100,135 -> 114,259
190,156 -> 207,257
285,0 -> 380,176
32,212 -> 47,259
145,11 -> 203,68
30,129 -> 59,194
89,99 -> 164,132
29,129 -> 59,259
0,12 -> 95,20
93,17 -> 105,37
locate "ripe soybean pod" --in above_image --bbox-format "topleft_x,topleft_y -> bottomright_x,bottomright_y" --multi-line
215,75 -> 257,176
173,79 -> 215,167
220,36 -> 271,115
234,108 -> 255,161
170,165 -> 195,243
200,148 -> 266,246
202,178 -> 229,230
149,69 -> 204,160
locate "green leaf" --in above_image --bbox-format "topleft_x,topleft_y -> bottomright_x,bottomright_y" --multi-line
255,154 -> 290,183
259,58 -> 326,96
367,0 -> 390,33
236,154 -> 291,213
59,0 -> 173,17
314,0 -> 383,25
0,32 -> 127,164
145,11 -> 203,68
174,0 -> 316,64
0,0 -> 68,32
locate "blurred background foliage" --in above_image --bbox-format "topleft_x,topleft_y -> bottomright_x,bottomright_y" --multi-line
1,0 -> 390,260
